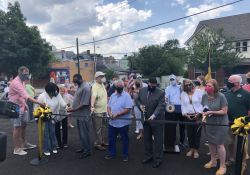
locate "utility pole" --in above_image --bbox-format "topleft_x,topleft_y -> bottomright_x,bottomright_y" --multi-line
93,38 -> 96,80
76,38 -> 80,74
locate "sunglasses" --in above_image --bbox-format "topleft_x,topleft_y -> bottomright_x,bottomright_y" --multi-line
185,84 -> 191,87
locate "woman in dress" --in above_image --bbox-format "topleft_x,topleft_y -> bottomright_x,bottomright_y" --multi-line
131,78 -> 143,139
35,83 -> 70,155
201,79 -> 228,175
55,86 -> 73,149
181,79 -> 203,158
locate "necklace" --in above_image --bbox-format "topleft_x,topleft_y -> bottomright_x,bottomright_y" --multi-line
207,94 -> 216,102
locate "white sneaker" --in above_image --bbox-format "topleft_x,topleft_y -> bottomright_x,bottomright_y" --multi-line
53,150 -> 57,154
44,152 -> 51,156
14,148 -> 27,155
135,130 -> 139,134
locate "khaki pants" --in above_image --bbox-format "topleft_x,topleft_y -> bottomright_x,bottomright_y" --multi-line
92,113 -> 107,147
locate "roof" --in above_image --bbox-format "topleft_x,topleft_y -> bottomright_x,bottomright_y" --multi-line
185,13 -> 250,45
96,64 -> 107,72
104,64 -> 126,72
65,51 -> 75,59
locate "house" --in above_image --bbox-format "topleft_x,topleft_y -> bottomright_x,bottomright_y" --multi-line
185,13 -> 250,87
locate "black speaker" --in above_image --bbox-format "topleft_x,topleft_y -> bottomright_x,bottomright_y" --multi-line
0,132 -> 7,162
0,101 -> 20,119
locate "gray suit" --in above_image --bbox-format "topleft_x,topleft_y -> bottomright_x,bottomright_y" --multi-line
135,87 -> 165,162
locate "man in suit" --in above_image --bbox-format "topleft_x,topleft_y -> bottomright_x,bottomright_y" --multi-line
135,77 -> 165,168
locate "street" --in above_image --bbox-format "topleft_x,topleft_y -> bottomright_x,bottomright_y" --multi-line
0,117 -> 249,175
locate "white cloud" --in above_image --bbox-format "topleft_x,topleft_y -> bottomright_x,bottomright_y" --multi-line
1,0 -> 153,56
174,0 -> 186,5
140,28 -> 175,44
185,4 -> 190,8
171,2 -> 176,6
146,1 -> 148,5
178,2 -> 234,46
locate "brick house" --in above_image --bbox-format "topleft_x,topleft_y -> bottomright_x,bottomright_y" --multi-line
185,13 -> 250,87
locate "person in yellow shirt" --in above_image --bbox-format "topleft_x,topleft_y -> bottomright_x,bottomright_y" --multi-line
91,71 -> 109,151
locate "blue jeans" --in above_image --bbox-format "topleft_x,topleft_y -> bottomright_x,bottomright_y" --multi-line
43,118 -> 56,152
27,101 -> 34,120
108,124 -> 129,157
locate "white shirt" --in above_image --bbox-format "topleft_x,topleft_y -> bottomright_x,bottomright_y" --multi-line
165,85 -> 182,105
181,89 -> 203,116
35,92 -> 67,119
4,86 -> 9,93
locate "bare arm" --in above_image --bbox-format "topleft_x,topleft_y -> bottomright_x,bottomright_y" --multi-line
204,105 -> 228,116
33,89 -> 37,97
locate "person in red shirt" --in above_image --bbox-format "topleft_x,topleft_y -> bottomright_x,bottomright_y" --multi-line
9,66 -> 46,155
242,72 -> 250,160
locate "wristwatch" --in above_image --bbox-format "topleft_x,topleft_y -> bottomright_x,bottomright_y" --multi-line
117,114 -> 120,117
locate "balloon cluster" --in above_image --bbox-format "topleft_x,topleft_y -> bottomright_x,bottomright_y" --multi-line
33,106 -> 52,122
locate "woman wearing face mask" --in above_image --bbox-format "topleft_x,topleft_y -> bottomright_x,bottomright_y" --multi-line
201,79 -> 228,175
195,76 -> 206,93
64,80 -> 70,95
130,78 -> 143,139
241,72 -> 250,160
181,79 -> 203,158
35,83 -> 70,156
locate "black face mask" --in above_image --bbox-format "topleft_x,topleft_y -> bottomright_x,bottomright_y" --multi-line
247,78 -> 250,84
227,82 -> 235,89
116,87 -> 123,93
195,81 -> 201,86
73,80 -> 81,86
148,86 -> 156,92
135,83 -> 140,88
185,86 -> 192,92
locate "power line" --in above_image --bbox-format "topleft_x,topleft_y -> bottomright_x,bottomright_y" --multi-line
58,0 -> 243,50
45,0 -> 136,34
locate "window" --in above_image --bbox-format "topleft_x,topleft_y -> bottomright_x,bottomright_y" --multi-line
232,66 -> 246,74
62,54 -> 64,59
75,63 -> 78,67
85,63 -> 88,67
211,71 -> 216,79
224,78 -> 228,85
243,42 -> 248,51
194,68 -> 201,79
235,42 -> 240,52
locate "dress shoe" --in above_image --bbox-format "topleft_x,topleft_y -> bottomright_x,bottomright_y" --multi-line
142,158 -> 153,164
79,153 -> 91,159
153,161 -> 162,168
102,142 -> 109,146
76,149 -> 83,153
95,146 -> 106,151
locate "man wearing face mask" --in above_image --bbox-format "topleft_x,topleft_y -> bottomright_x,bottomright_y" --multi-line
108,75 -> 119,101
165,74 -> 188,147
9,66 -> 46,155
105,80 -> 132,161
67,74 -> 92,158
225,75 -> 250,168
90,71 -> 109,151
135,77 -> 165,168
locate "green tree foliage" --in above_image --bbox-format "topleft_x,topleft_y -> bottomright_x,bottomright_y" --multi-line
188,28 -> 243,71
0,2 -> 54,79
127,39 -> 189,77
103,68 -> 117,81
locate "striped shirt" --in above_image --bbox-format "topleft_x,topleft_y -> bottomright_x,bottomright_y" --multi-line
9,76 -> 30,114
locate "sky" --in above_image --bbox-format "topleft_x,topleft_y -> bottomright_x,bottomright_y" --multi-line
0,0 -> 249,59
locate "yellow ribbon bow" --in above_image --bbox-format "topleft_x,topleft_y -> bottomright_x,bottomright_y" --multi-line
33,106 -> 52,158
231,117 -> 250,175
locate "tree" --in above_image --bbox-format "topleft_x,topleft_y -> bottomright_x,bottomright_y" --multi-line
0,2 -> 54,79
188,28 -> 244,72
103,68 -> 117,81
127,39 -> 189,77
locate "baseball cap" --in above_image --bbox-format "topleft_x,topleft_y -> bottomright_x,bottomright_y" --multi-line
124,82 -> 128,86
95,71 -> 106,78
137,75 -> 142,78
169,74 -> 176,80
178,78 -> 185,83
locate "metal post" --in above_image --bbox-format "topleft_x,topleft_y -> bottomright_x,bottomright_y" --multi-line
76,38 -> 80,75
93,38 -> 96,80
235,135 -> 244,175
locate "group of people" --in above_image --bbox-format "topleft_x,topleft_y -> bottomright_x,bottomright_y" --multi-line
7,66 -> 250,174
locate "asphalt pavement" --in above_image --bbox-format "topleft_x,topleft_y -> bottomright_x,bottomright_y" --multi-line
0,116 -> 249,175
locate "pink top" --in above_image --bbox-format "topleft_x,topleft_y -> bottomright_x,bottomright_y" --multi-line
242,84 -> 250,116
9,76 -> 30,114
65,86 -> 70,95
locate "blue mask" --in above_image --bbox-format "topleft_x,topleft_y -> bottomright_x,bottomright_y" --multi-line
170,81 -> 176,86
